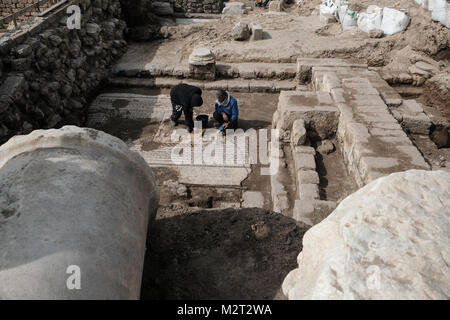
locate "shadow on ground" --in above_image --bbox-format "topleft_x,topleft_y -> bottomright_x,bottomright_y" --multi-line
140,207 -> 308,300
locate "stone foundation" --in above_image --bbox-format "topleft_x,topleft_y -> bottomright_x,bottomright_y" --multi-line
174,0 -> 223,14
0,0 -> 56,21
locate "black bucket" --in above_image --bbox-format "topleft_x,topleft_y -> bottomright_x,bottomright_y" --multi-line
196,114 -> 209,129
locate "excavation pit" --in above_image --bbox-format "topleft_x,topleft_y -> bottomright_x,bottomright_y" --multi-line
87,87 -> 280,211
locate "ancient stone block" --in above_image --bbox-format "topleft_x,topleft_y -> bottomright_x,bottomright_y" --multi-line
291,119 -> 307,146
293,147 -> 316,172
299,183 -> 320,200
250,23 -> 263,40
297,170 -> 320,185
269,1 -> 281,11
232,22 -> 250,41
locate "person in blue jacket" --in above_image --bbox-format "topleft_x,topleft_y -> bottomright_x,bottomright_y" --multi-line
213,89 -> 239,131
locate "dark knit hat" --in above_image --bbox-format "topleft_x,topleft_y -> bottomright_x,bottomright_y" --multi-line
191,94 -> 203,107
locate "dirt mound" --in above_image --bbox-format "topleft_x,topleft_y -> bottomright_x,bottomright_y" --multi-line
141,208 -> 308,299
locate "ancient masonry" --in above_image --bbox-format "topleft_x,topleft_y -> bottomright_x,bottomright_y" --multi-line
271,58 -> 431,226
174,0 -> 224,14
0,0 -> 127,144
0,0 -> 56,20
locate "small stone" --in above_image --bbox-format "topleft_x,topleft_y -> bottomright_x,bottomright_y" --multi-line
317,140 -> 335,154
232,22 -> 250,41
49,35 -> 62,47
85,23 -> 101,36
291,119 -> 307,146
415,61 -> 434,72
409,65 -> 431,78
22,122 -> 33,134
251,221 -> 270,240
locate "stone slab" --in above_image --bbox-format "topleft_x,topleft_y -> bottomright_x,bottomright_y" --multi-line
178,166 -> 250,186
293,199 -> 337,226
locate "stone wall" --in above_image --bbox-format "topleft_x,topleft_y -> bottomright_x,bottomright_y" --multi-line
0,0 -> 127,144
0,0 -> 56,21
174,0 -> 223,14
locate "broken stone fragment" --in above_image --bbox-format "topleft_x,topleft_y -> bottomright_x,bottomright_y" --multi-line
316,139 -> 335,154
320,13 -> 336,24
298,170 -> 320,185
232,22 -> 250,41
293,199 -> 337,226
85,23 -> 101,36
163,179 -> 188,197
408,64 -> 431,78
251,221 -> 270,240
415,61 -> 435,73
291,119 -> 307,146
250,23 -> 263,41
222,2 -> 248,14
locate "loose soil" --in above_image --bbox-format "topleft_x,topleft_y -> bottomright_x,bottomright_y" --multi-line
140,207 -> 308,300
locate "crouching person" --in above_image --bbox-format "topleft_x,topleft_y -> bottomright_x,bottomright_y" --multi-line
213,89 -> 239,131
170,83 -> 203,133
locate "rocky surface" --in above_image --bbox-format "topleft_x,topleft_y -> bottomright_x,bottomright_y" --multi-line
0,0 -> 127,145
283,170 -> 450,300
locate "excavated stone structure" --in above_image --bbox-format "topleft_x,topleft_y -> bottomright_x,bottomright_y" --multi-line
272,58 -> 431,226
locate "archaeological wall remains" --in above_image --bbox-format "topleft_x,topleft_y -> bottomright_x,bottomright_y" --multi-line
0,0 -> 128,144
173,0 -> 224,14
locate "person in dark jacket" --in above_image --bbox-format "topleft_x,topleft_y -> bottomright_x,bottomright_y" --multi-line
170,83 -> 203,133
213,89 -> 239,131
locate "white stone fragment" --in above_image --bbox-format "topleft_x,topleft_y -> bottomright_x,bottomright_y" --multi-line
283,170 -> 450,300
